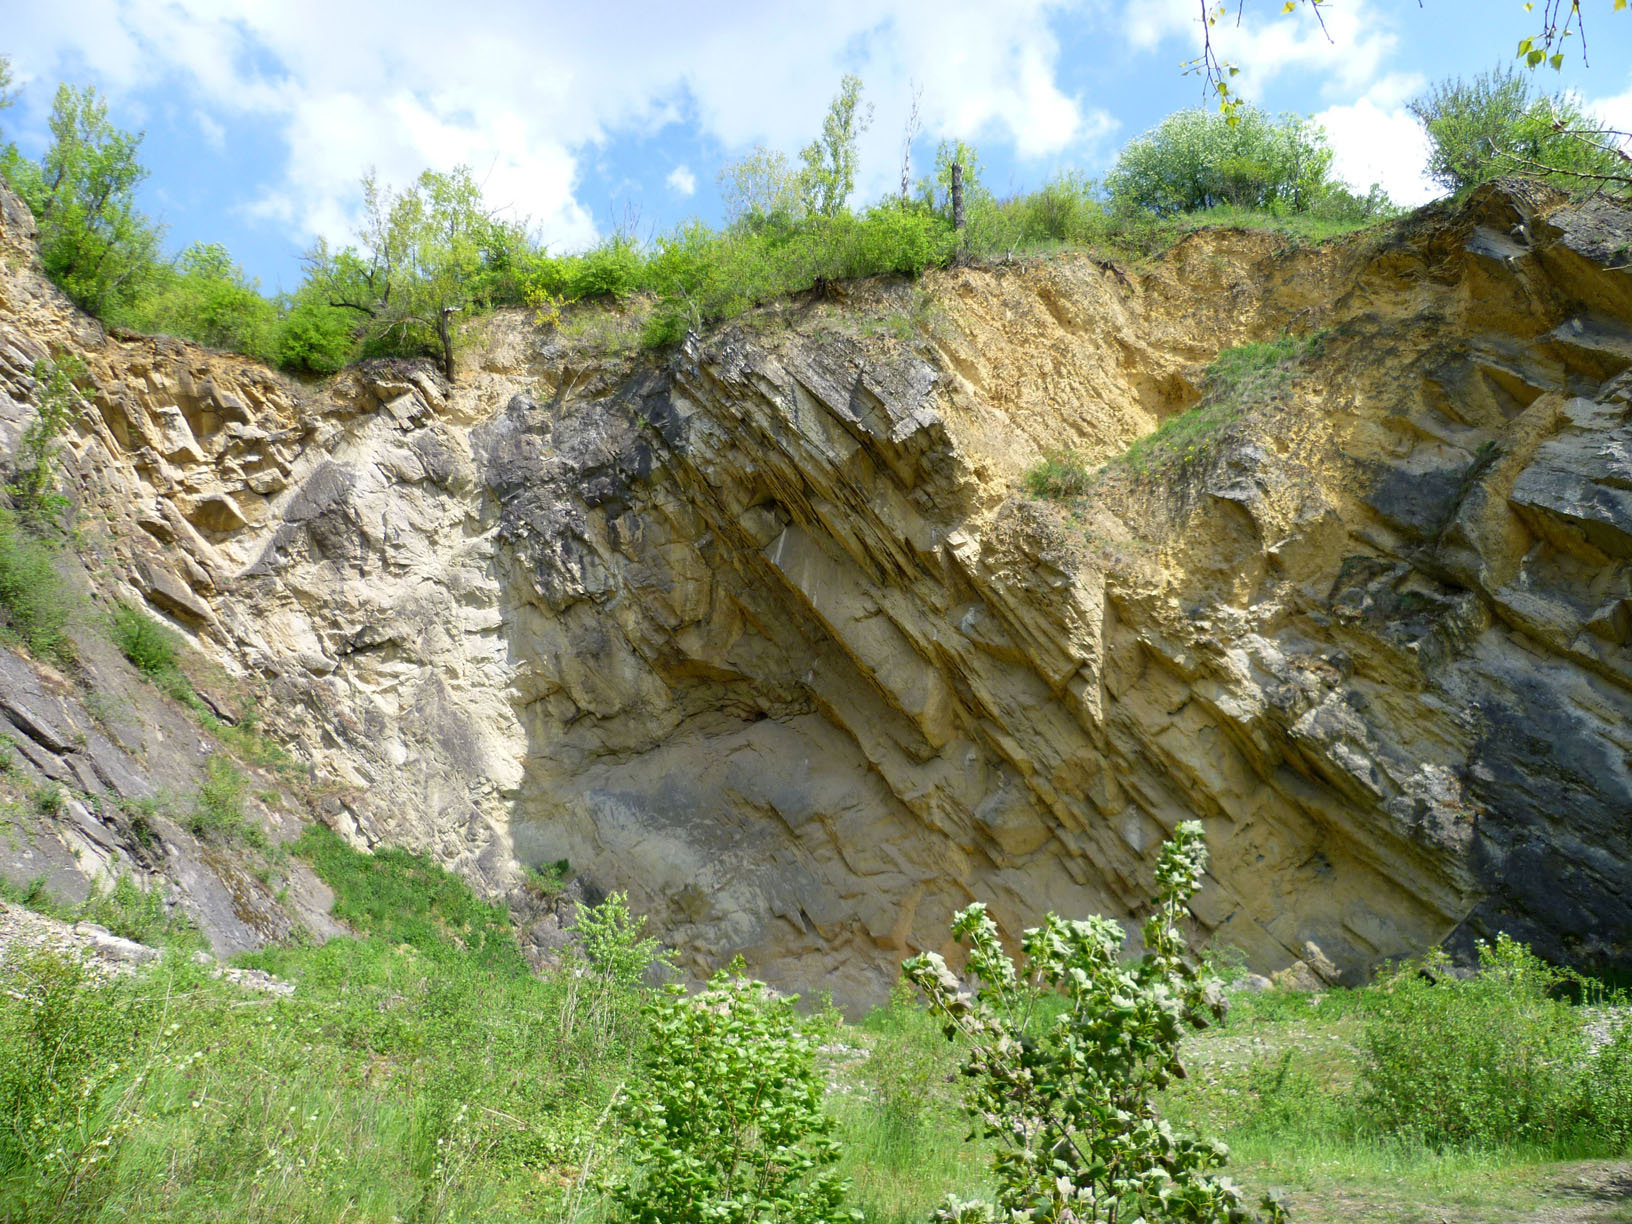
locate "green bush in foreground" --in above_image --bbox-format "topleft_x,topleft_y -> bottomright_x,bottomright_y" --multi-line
0,951 -> 170,1218
906,822 -> 1280,1224
610,968 -> 852,1224
1359,935 -> 1632,1152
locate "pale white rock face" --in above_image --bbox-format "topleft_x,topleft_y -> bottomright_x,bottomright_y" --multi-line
1,180 -> 1630,1006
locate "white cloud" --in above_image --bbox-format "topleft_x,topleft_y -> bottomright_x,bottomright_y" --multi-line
192,108 -> 225,150
8,0 -> 1107,251
1315,98 -> 1439,207
1586,76 -> 1632,134
1116,0 -> 1402,101
666,164 -> 697,197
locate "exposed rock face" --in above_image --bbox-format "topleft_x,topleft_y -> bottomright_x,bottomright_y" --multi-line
1,179 -> 1628,1004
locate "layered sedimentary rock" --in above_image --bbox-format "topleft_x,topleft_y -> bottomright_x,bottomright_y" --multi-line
1,178 -> 1627,1004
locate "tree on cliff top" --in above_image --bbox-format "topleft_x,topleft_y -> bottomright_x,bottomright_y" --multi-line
0,83 -> 160,315
1411,64 -> 1630,196
302,165 -> 526,381
799,74 -> 873,217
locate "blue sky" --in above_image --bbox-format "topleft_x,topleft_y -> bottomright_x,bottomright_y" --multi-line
3,1 -> 1630,294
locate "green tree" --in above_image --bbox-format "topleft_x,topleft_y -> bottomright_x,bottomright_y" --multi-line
0,84 -> 161,315
799,74 -> 872,217
918,139 -> 987,215
116,241 -> 279,358
1410,64 -> 1628,195
1106,106 -> 1338,216
558,890 -> 675,1054
904,823 -> 1281,1224
719,145 -> 806,224
609,967 -> 852,1224
302,165 -> 523,380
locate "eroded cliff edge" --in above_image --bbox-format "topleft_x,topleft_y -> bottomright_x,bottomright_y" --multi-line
1,180 -> 1628,1004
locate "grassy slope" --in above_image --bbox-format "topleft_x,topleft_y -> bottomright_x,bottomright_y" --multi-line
4,822 -> 1629,1224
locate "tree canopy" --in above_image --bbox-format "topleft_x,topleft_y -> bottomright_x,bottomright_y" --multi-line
0,84 -> 161,315
1106,106 -> 1336,216
1189,0 -> 1629,122
718,145 -> 805,225
303,165 -> 527,379
1411,64 -> 1630,195
798,74 -> 872,217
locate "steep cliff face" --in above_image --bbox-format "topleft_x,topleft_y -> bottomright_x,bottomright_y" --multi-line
1,179 -> 1628,1004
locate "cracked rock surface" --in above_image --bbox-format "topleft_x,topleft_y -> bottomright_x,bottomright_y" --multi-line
2,179 -> 1629,1006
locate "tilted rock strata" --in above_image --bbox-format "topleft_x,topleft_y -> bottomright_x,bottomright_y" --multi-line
0,179 -> 1627,1004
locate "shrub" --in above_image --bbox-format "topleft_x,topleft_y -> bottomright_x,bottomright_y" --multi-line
81,872 -> 200,948
1410,65 -> 1629,195
846,202 -> 954,277
1356,935 -> 1626,1151
559,890 -> 674,1054
109,601 -> 177,677
112,242 -> 280,359
608,968 -> 851,1224
273,292 -> 358,374
0,508 -> 73,661
1004,171 -> 1108,246
8,355 -> 85,525
565,237 -> 649,300
1023,448 -> 1093,499
1107,107 -> 1340,217
524,858 -> 572,898
188,754 -> 263,847
904,822 -> 1281,1224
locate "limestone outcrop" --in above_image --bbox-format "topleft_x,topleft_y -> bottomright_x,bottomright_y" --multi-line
1,177 -> 1628,1004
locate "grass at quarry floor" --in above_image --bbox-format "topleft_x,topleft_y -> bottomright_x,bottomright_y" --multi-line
2,831 -> 1628,1223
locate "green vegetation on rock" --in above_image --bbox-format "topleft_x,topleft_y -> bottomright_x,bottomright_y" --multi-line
0,507 -> 73,662
1411,63 -> 1631,196
1022,331 -> 1324,504
0,70 -> 1406,382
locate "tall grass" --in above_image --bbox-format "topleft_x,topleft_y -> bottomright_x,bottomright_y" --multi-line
828,983 -> 993,1223
7,812 -> 1622,1224
0,506 -> 74,661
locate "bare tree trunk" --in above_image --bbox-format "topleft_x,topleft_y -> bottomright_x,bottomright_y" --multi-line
951,162 -> 966,232
899,81 -> 923,200
437,305 -> 461,381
